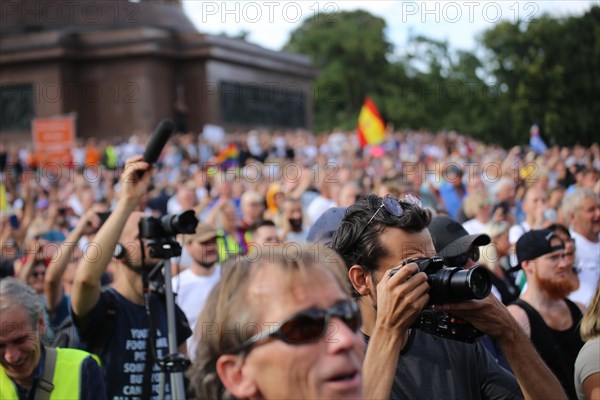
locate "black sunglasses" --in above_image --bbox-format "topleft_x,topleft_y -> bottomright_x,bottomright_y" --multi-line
233,300 -> 361,354
444,247 -> 480,268
30,270 -> 46,278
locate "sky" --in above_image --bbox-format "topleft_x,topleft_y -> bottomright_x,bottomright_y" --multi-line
182,1 -> 597,55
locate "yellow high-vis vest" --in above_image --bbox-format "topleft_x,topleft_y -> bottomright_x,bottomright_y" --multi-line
0,347 -> 99,400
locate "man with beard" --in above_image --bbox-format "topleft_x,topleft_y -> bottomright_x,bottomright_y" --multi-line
172,223 -> 221,359
508,229 -> 585,399
279,197 -> 308,243
71,156 -> 192,399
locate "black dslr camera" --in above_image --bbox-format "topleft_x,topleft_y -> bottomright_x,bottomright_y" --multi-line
139,210 -> 198,259
390,256 -> 492,342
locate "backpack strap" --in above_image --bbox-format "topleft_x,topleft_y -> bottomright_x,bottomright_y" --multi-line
50,317 -> 75,349
89,289 -> 119,358
36,346 -> 57,400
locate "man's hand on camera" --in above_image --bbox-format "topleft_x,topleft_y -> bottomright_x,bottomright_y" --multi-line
120,156 -> 152,205
375,262 -> 430,345
439,294 -> 518,342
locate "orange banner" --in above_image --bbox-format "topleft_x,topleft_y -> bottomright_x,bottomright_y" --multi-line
32,115 -> 75,166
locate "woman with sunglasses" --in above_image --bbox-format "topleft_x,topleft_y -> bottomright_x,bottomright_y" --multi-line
187,244 -> 364,400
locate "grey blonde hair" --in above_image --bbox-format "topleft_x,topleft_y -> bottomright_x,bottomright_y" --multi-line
463,190 -> 491,219
580,281 -> 600,342
186,244 -> 351,400
491,178 -> 515,199
0,277 -> 43,328
562,188 -> 599,226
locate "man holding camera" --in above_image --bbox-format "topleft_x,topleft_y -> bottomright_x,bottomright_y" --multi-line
71,156 -> 192,399
332,194 -> 566,399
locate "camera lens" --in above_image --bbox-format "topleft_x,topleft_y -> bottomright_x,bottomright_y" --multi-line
449,266 -> 491,301
467,267 -> 491,299
160,210 -> 198,236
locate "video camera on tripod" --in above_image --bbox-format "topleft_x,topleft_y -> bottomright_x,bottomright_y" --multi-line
136,119 -> 198,399
139,210 -> 198,259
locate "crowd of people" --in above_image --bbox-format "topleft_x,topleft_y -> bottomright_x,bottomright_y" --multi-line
0,128 -> 599,399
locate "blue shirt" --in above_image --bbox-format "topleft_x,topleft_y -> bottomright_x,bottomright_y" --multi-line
43,294 -> 70,332
439,183 -> 465,220
73,288 -> 191,400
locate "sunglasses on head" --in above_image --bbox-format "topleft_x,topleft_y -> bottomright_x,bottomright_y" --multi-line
356,194 -> 422,238
444,247 -> 480,268
233,300 -> 361,354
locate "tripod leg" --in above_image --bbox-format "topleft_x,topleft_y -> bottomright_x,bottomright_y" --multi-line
163,259 -> 187,399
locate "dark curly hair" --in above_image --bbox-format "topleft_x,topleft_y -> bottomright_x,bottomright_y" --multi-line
331,194 -> 432,299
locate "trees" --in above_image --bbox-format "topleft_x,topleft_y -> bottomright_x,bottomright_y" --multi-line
284,7 -> 600,146
284,10 -> 392,131
481,8 -> 600,146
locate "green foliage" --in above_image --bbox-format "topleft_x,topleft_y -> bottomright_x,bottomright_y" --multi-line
284,10 -> 392,132
481,8 -> 600,146
284,6 -> 600,146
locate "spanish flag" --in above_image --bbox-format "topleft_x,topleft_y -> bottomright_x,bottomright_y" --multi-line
357,97 -> 385,148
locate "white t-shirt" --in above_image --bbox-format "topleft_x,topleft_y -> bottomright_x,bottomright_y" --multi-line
172,265 -> 221,359
463,219 -> 487,235
307,196 -> 336,225
569,231 -> 600,307
509,221 -> 531,245
166,195 -> 183,215
509,221 -> 531,267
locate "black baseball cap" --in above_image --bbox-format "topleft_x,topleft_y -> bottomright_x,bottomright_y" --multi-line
307,207 -> 347,245
428,215 -> 491,257
513,229 -> 565,271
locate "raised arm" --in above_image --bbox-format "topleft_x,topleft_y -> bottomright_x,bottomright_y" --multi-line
42,186 -> 60,231
13,180 -> 35,244
204,197 -> 228,228
44,204 -> 105,311
0,222 -> 15,250
15,246 -> 36,283
71,157 -> 151,318
442,295 -> 567,400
